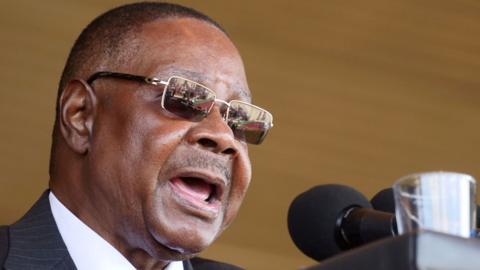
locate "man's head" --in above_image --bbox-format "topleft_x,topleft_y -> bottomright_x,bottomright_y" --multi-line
48,2 -> 269,267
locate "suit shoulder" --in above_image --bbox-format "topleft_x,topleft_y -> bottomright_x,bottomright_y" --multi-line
0,225 -> 9,266
190,257 -> 244,270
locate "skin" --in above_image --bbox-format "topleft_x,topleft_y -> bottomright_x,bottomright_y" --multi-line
50,18 -> 252,269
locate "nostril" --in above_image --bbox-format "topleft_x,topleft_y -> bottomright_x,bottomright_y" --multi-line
197,137 -> 236,155
222,148 -> 236,155
198,138 -> 217,148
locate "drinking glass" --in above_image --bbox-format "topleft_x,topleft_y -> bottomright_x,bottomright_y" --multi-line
393,171 -> 476,238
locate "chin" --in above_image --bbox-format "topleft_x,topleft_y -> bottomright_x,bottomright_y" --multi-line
166,229 -> 218,254
145,218 -> 221,260
142,185 -> 227,259
148,234 -> 216,262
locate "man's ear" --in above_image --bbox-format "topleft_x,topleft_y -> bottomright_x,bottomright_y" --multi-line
59,79 -> 97,154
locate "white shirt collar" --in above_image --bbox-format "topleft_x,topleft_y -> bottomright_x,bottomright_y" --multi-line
49,191 -> 184,270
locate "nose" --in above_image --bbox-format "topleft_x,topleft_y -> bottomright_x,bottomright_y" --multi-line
186,106 -> 239,156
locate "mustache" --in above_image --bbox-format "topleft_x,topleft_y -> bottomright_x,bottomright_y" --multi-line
174,151 -> 232,182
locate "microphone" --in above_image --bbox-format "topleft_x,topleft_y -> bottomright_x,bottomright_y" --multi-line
287,184 -> 397,261
370,187 -> 395,213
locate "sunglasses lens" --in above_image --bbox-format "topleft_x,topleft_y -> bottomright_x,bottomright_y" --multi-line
163,77 -> 216,122
162,77 -> 272,144
227,101 -> 272,144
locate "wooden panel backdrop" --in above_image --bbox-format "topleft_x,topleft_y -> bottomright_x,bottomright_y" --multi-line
1,1 -> 479,269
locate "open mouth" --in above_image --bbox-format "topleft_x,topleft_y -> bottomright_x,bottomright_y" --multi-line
169,176 -> 223,212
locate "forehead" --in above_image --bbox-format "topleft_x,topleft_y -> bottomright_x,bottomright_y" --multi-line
131,18 -> 251,102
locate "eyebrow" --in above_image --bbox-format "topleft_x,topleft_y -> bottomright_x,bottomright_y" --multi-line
157,67 -> 251,102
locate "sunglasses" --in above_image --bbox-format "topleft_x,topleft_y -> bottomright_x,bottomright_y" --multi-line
87,72 -> 273,144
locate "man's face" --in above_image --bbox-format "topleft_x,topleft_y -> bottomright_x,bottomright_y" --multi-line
86,18 -> 252,259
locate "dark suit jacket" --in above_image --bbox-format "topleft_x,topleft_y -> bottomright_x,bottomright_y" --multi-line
0,191 -> 242,270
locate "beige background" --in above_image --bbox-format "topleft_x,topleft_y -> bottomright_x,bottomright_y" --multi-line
1,1 -> 480,269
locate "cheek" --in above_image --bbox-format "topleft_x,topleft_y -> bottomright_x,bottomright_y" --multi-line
126,117 -> 191,196
223,148 -> 252,227
90,101 -> 192,208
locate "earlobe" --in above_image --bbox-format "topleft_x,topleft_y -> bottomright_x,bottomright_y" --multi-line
59,79 -> 97,154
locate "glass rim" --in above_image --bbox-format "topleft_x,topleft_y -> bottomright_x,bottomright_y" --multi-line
393,171 -> 476,188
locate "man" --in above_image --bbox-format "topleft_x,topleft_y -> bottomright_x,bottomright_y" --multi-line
0,2 -> 273,270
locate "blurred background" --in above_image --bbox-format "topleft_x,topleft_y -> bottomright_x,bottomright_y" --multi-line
1,0 -> 479,269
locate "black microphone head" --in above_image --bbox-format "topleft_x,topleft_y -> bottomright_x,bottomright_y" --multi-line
287,184 -> 371,261
370,188 -> 395,213
477,205 -> 480,228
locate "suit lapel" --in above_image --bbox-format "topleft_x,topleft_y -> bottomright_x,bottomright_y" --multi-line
5,190 -> 76,270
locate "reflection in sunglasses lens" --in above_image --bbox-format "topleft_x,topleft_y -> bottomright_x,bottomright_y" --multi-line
228,102 -> 270,144
230,121 -> 268,144
164,77 -> 215,122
